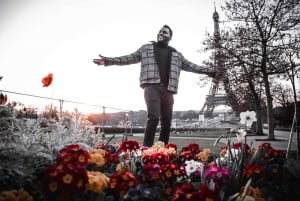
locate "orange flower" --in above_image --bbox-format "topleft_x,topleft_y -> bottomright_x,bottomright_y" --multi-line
41,73 -> 53,87
88,149 -> 107,167
86,171 -> 109,193
196,148 -> 212,162
0,188 -> 33,201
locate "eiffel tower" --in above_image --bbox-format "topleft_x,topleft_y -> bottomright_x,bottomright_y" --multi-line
200,6 -> 229,118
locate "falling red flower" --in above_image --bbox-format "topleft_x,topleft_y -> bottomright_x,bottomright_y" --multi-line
42,73 -> 53,87
0,92 -> 7,105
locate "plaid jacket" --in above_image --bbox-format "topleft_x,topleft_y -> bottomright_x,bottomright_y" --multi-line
104,43 -> 214,94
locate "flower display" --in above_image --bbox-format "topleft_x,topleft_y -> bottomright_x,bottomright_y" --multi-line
2,118 -> 299,201
1,136 -> 297,201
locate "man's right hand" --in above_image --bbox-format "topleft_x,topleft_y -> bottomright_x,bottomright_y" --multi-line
93,55 -> 105,65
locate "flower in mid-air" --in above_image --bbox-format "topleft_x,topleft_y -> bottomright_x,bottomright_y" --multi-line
42,73 -> 53,87
0,92 -> 7,105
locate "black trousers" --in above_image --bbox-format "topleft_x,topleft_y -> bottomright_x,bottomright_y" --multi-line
143,85 -> 174,147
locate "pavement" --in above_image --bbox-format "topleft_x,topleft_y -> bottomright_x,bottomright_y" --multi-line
216,129 -> 299,152
169,129 -> 299,152
108,129 -> 300,156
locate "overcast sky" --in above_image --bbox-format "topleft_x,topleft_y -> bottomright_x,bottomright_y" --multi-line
0,0 -> 226,113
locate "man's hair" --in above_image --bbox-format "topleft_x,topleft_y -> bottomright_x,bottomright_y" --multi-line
162,24 -> 173,39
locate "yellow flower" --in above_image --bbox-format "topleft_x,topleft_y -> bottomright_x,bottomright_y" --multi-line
116,163 -> 129,173
0,188 -> 33,201
88,149 -> 106,167
17,189 -> 33,201
196,148 -> 211,162
86,171 -> 109,193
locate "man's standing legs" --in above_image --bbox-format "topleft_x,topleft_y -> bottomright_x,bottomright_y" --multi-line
143,86 -> 160,147
158,88 -> 173,144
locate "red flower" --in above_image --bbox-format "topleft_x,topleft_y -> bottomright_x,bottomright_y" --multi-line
258,142 -> 271,150
0,92 -> 7,105
233,142 -> 250,150
159,163 -> 184,182
106,152 -> 120,164
243,163 -> 264,178
204,163 -> 229,189
119,140 -> 140,152
108,171 -> 138,197
42,73 -> 53,87
179,151 -> 196,163
173,184 -> 201,201
56,144 -> 90,167
181,143 -> 201,154
266,147 -> 284,159
165,143 -> 177,151
142,152 -> 170,165
141,164 -> 161,182
43,164 -> 88,197
199,183 -> 220,201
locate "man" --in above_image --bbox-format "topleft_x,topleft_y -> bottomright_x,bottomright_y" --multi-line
93,24 -> 215,147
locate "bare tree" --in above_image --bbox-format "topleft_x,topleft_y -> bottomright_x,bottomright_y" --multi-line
217,0 -> 300,139
271,82 -> 294,107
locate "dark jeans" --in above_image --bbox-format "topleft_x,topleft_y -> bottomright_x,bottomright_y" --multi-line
143,85 -> 174,147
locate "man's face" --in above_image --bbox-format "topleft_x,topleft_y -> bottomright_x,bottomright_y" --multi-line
157,27 -> 171,43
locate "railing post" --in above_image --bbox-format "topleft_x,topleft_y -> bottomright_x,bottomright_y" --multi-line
130,110 -> 133,136
101,106 -> 106,141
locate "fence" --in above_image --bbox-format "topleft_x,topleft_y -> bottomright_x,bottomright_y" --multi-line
0,89 -> 131,113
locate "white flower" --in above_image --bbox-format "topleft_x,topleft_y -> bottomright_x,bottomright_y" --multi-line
236,129 -> 247,142
225,148 -> 240,158
239,110 -> 257,128
184,159 -> 203,177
